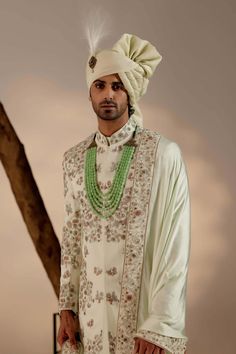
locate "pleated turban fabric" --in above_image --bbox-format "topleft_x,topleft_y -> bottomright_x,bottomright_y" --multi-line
86,33 -> 162,127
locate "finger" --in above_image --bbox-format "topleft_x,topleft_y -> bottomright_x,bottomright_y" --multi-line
145,342 -> 156,354
68,330 -> 78,350
133,338 -> 140,354
139,340 -> 148,354
57,334 -> 64,347
153,346 -> 162,354
57,328 -> 68,347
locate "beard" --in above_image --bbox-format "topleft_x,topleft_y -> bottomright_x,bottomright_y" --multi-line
92,102 -> 128,121
98,108 -> 121,120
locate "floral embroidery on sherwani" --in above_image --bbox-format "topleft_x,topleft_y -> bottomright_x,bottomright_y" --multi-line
108,331 -> 116,354
115,128 -> 161,354
59,116 -> 139,353
83,330 -> 103,353
93,267 -> 103,276
106,291 -> 119,305
135,330 -> 187,354
59,115 -> 190,354
106,267 -> 117,276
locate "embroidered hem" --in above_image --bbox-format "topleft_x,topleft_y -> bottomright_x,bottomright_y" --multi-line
134,330 -> 187,354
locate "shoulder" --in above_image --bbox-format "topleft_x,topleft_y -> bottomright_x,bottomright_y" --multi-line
142,127 -> 183,160
157,134 -> 188,181
62,132 -> 95,170
158,134 -> 183,162
142,127 -> 184,172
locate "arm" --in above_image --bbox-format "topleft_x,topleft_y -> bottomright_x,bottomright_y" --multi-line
135,142 -> 191,354
57,153 -> 82,348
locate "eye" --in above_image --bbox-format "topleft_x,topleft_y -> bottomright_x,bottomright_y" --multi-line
112,83 -> 124,91
95,83 -> 104,89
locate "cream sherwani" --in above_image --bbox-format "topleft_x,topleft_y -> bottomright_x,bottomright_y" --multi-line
59,115 -> 191,354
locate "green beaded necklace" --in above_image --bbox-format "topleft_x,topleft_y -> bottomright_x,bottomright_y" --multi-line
85,129 -> 137,219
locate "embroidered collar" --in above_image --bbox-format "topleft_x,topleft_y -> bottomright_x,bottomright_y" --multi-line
95,115 -> 137,147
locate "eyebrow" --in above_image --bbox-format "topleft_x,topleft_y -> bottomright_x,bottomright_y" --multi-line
93,79 -> 123,84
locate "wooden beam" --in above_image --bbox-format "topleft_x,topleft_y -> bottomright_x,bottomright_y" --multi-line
0,102 -> 61,298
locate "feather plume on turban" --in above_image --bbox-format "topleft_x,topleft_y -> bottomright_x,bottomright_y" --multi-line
86,33 -> 162,127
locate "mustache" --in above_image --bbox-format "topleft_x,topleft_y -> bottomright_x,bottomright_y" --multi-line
100,99 -> 117,107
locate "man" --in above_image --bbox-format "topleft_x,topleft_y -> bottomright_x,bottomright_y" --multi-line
57,33 -> 191,354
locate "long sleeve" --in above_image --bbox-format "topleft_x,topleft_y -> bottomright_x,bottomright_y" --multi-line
135,141 -> 191,354
58,154 -> 82,316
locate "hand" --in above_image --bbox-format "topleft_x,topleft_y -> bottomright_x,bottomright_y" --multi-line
133,338 -> 166,354
57,310 -> 79,350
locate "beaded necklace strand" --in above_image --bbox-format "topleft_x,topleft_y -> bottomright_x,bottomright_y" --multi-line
85,129 -> 137,219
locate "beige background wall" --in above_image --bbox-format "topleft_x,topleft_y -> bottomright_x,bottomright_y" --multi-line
0,1 -> 235,353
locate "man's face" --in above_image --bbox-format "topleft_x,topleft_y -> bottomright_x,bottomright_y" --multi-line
89,74 -> 129,121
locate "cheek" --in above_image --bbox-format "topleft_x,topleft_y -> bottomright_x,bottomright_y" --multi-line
118,91 -> 128,103
90,92 -> 100,105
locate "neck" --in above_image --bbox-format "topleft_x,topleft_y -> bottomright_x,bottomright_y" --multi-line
97,115 -> 129,137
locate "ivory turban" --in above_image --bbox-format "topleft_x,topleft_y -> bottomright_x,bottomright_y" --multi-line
86,33 -> 162,127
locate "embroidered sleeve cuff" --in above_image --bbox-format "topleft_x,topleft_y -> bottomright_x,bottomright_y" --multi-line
58,282 -> 78,315
134,330 -> 187,354
58,308 -> 78,317
58,305 -> 78,317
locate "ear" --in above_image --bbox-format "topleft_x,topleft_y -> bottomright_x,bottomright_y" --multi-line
88,88 -> 92,101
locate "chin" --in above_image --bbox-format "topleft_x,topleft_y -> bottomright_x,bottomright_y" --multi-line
99,115 -> 121,121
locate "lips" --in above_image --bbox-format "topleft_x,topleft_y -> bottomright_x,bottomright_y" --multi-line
101,105 -> 116,108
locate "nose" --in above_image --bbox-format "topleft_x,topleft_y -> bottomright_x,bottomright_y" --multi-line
103,85 -> 114,100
